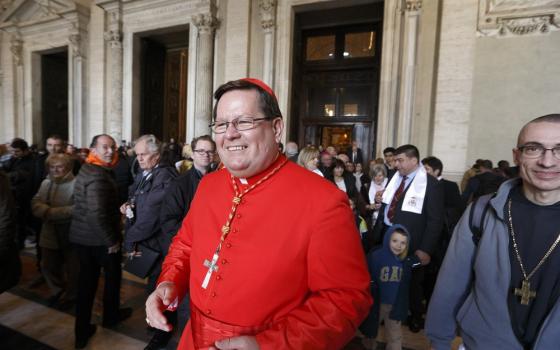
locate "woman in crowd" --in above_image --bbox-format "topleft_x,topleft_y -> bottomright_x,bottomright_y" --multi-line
175,144 -> 193,174
354,162 -> 370,193
328,159 -> 358,199
366,164 -> 388,226
31,153 -> 78,308
297,146 -> 323,177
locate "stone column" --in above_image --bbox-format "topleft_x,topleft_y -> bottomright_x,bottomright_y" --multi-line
10,32 -> 23,136
68,28 -> 86,147
192,13 -> 218,137
376,0 -> 404,154
259,0 -> 276,87
396,0 -> 422,145
104,9 -> 123,142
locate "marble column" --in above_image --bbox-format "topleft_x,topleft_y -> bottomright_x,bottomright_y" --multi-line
259,0 -> 276,87
396,0 -> 422,146
104,10 -> 123,142
192,13 -> 218,137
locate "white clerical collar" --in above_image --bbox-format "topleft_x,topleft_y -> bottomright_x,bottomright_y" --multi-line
239,178 -> 248,185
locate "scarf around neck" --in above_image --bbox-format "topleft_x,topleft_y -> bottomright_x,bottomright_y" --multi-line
85,152 -> 118,168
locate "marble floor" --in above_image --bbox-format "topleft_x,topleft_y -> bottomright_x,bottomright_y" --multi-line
0,250 -> 457,350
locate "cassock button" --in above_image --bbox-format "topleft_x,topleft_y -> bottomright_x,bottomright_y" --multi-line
222,259 -> 227,264
216,275 -> 222,280
236,214 -> 242,219
233,228 -> 238,233
211,292 -> 217,298
226,243 -> 232,248
206,309 -> 212,315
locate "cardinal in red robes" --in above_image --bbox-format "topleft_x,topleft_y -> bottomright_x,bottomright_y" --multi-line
146,78 -> 372,350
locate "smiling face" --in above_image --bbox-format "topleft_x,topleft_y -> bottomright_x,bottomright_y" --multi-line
192,139 -> 215,171
214,89 -> 283,178
389,231 -> 408,257
91,135 -> 115,164
514,121 -> 560,199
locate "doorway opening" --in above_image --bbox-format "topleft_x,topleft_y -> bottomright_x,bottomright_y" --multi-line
291,2 -> 383,163
41,49 -> 68,144
138,27 -> 188,143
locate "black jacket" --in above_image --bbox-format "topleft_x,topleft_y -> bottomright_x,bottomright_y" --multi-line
6,153 -> 34,204
0,171 -> 16,256
158,167 -> 204,254
371,173 -> 444,255
123,164 -> 177,252
70,163 -> 121,247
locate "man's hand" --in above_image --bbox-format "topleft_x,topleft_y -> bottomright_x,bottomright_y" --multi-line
145,282 -> 177,332
209,336 -> 260,350
415,249 -> 431,265
119,202 -> 129,215
107,242 -> 120,254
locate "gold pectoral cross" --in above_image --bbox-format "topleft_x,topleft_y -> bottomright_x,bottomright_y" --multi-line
514,279 -> 536,305
202,253 -> 219,289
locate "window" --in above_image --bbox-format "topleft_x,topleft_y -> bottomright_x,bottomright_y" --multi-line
306,35 -> 335,61
344,31 -> 375,58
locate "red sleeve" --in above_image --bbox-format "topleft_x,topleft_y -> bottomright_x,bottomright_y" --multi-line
157,214 -> 193,301
255,191 -> 373,349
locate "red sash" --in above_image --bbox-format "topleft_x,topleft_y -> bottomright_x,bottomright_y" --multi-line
190,303 -> 270,349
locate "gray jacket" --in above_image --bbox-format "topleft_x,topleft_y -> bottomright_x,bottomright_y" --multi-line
31,172 -> 75,249
426,178 -> 560,350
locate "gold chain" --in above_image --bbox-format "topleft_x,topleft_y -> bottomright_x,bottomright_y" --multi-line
213,158 -> 288,254
507,198 -> 560,281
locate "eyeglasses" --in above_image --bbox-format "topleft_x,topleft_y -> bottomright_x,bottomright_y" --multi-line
517,143 -> 560,160
209,117 -> 271,134
193,149 -> 215,156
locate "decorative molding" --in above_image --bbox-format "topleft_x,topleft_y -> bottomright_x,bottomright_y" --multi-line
192,12 -> 218,34
10,32 -> 22,66
104,10 -> 122,49
405,0 -> 422,12
68,30 -> 81,57
478,0 -> 560,37
259,0 -> 276,31
0,0 -> 15,14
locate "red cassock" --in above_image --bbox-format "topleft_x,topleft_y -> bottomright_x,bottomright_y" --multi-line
158,155 -> 372,349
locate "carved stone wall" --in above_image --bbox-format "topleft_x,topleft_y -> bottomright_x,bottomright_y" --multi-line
478,0 -> 560,37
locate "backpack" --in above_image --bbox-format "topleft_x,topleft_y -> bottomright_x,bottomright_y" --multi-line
468,193 -> 495,246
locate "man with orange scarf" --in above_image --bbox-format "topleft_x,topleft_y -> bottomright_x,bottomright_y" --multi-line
69,134 -> 131,349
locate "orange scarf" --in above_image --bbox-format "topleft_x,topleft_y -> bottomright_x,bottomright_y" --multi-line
85,152 -> 119,168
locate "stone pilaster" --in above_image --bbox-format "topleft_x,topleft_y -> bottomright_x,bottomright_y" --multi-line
10,32 -> 23,135
192,12 -> 218,137
396,0 -> 422,145
104,9 -> 123,142
259,0 -> 276,87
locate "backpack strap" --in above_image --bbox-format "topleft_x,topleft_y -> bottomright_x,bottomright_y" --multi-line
468,193 -> 494,246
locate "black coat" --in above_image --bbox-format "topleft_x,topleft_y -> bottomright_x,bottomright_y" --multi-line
70,163 -> 121,247
346,148 -> 364,165
370,173 -> 444,255
6,153 -> 34,204
0,171 -> 20,293
123,164 -> 177,252
159,167 -> 204,254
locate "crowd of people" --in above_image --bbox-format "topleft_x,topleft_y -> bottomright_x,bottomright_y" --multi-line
0,78 -> 558,350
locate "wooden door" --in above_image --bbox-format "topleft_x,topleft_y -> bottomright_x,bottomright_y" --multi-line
163,48 -> 188,143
